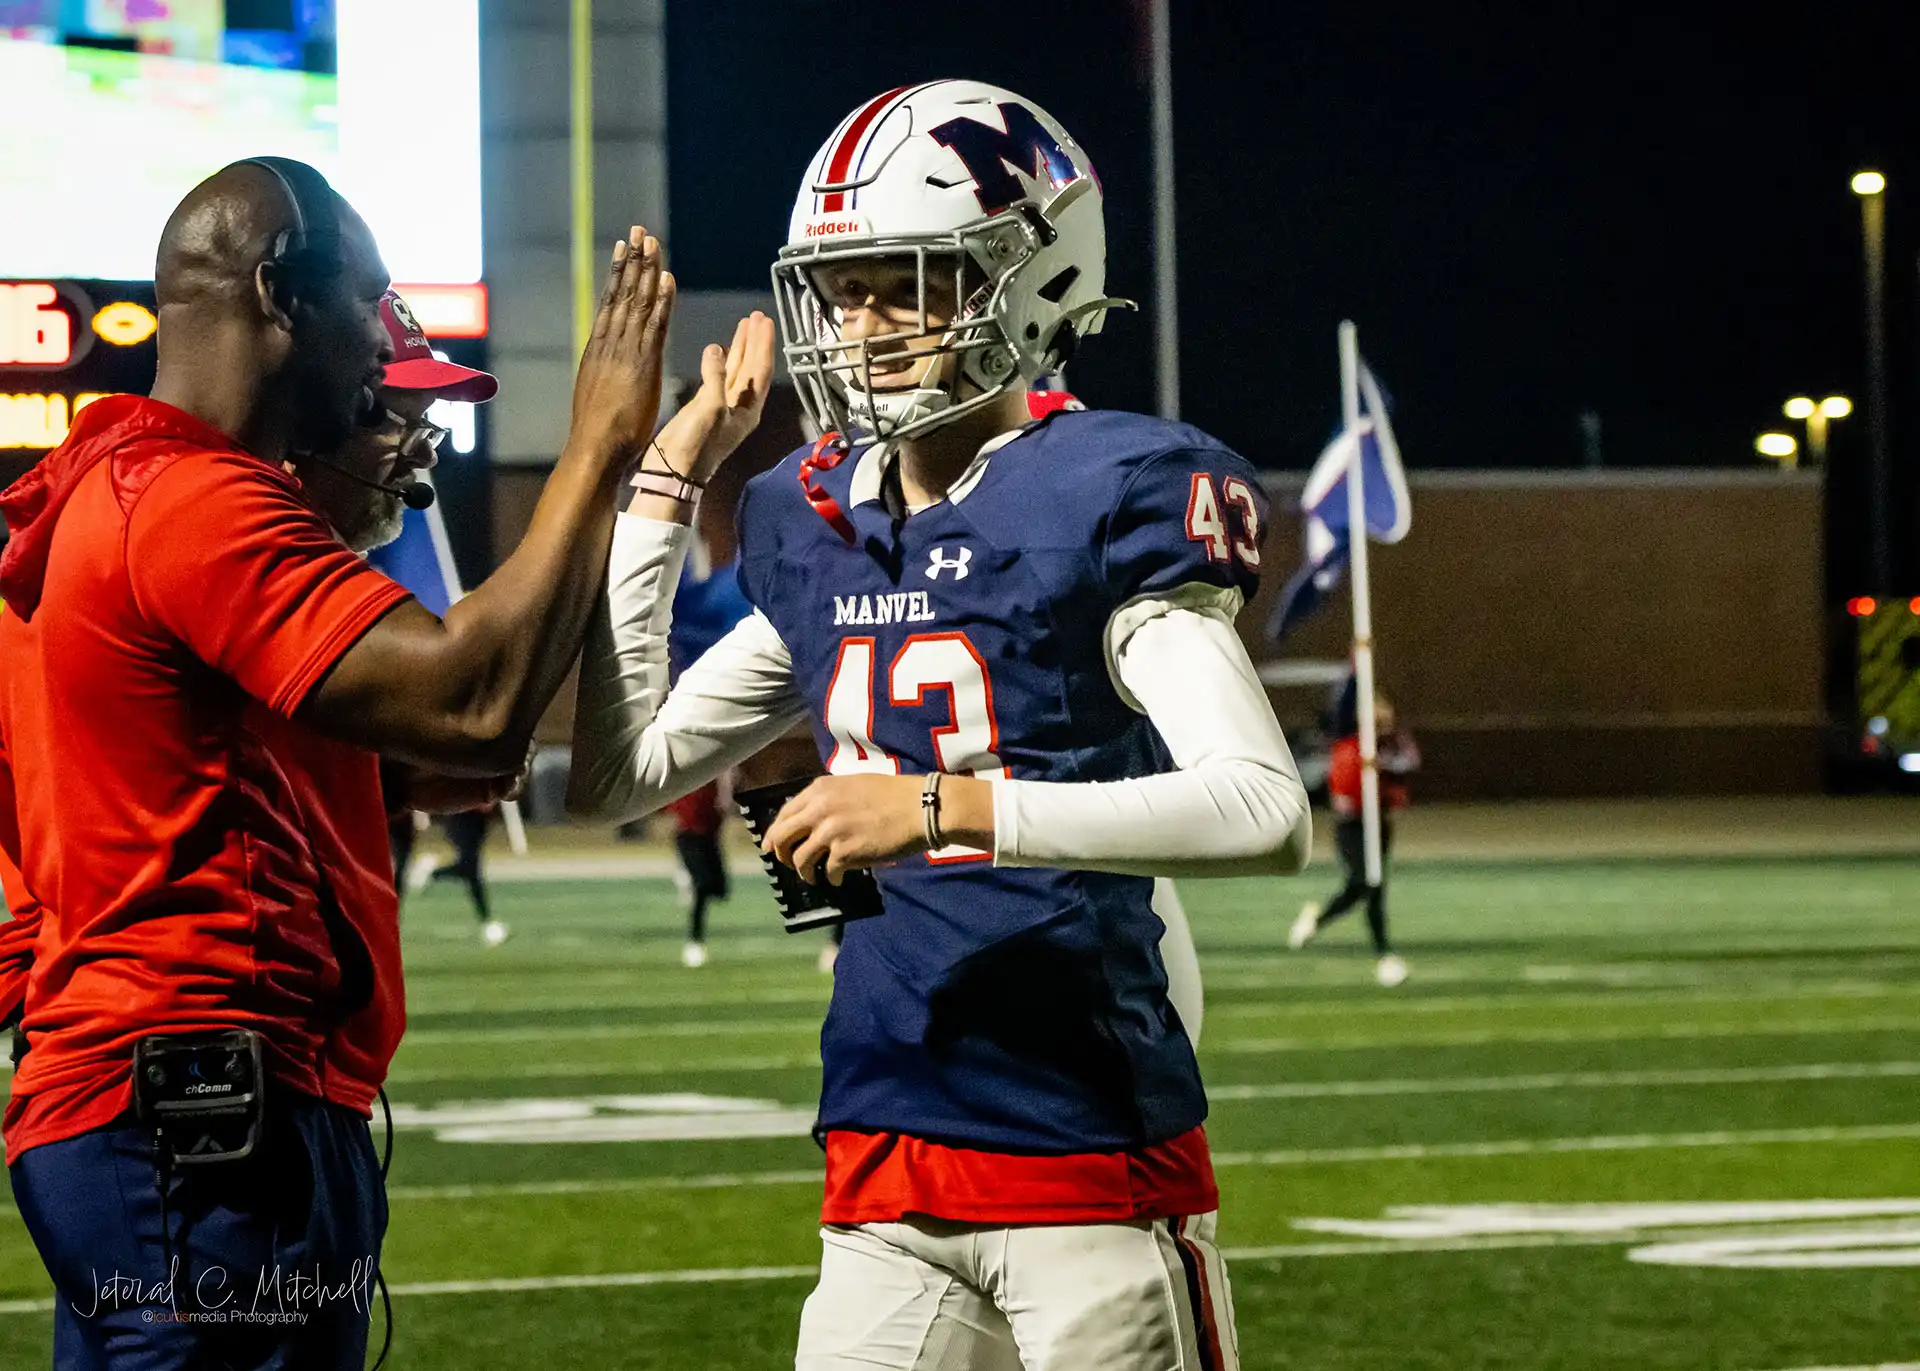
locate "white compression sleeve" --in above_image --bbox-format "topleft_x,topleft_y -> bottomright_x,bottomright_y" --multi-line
567,513 -> 809,824
991,593 -> 1311,878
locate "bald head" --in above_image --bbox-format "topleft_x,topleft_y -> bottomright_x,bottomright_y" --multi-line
150,159 -> 394,459
157,161 -> 309,311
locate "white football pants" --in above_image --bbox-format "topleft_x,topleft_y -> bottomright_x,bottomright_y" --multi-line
794,1212 -> 1238,1371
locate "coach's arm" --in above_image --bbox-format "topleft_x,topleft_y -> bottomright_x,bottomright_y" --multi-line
303,232 -> 673,775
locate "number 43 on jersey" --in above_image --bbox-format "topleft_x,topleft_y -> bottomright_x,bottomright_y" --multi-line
823,632 -> 1004,863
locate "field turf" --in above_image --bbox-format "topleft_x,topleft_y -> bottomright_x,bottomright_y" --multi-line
3,843 -> 1917,1368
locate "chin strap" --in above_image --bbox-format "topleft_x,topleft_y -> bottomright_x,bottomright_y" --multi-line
798,432 -> 857,543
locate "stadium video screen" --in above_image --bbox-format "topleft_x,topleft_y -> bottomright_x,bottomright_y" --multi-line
0,0 -> 481,285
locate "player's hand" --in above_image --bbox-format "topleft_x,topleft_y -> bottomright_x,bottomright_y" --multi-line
649,312 -> 777,486
567,227 -> 676,465
761,774 -> 995,884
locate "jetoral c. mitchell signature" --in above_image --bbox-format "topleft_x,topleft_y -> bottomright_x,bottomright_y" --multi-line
74,1256 -> 377,1318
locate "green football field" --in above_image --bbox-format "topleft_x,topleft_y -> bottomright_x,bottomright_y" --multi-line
3,844 -> 1918,1369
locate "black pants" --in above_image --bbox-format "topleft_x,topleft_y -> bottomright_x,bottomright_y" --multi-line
432,810 -> 491,922
1318,817 -> 1393,954
676,832 -> 729,941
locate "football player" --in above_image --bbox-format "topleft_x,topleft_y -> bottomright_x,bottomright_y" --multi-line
570,81 -> 1310,1370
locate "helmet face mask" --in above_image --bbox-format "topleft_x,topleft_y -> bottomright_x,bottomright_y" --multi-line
774,215 -> 1041,442
773,81 -> 1123,444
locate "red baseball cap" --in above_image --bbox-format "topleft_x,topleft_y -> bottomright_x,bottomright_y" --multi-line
379,290 -> 498,402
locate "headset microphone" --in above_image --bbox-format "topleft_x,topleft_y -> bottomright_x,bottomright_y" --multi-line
312,457 -> 437,510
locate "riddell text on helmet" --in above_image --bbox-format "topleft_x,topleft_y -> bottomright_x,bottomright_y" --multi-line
803,217 -> 867,239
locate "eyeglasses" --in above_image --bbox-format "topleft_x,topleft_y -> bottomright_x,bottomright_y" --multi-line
375,408 -> 451,459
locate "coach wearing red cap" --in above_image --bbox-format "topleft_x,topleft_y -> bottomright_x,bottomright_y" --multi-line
0,157 -> 671,1371
291,289 -> 499,556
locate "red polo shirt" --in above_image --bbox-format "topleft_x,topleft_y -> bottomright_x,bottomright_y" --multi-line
0,396 -> 412,1159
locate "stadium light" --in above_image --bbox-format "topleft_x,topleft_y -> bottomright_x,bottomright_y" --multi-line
1755,432 -> 1798,464
1779,394 -> 1851,466
1852,170 -> 1886,197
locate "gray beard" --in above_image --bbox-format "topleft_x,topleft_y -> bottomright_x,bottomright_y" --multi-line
348,497 -> 407,555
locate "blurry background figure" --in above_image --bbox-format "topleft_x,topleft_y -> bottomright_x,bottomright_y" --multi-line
665,470 -> 754,968
668,783 -> 728,967
432,808 -> 505,944
390,808 -> 510,946
1291,692 -> 1421,986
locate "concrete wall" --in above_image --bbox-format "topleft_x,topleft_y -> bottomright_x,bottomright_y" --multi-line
481,0 -> 666,465
1249,469 -> 1827,798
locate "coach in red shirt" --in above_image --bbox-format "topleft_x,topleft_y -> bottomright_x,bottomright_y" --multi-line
0,159 -> 671,1370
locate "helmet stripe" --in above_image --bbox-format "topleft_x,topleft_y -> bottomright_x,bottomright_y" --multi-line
820,85 -> 910,212
848,81 -> 941,209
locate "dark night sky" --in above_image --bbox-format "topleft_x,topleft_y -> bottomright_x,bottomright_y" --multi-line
668,1 -> 1915,541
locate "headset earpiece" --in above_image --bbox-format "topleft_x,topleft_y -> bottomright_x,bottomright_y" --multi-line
238,156 -> 342,316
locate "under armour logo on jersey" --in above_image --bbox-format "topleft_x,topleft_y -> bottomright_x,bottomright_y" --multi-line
925,546 -> 973,581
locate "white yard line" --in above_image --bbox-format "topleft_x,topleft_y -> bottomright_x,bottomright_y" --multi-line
1214,1016 -> 1920,1054
412,988 -> 832,1017
385,1054 -> 821,1085
1208,1060 -> 1920,1101
402,1018 -> 825,1045
0,1264 -> 821,1315
1208,982 -> 1915,1020
1210,1122 -> 1920,1168
388,1170 -> 822,1200
11,1224 -> 1900,1317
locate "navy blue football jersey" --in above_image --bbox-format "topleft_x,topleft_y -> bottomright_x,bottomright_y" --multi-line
736,409 -> 1268,1153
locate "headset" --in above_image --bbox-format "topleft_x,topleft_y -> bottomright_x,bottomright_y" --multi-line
241,157 -> 435,512
240,156 -> 344,312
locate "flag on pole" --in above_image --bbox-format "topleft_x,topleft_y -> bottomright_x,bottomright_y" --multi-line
1266,361 -> 1409,641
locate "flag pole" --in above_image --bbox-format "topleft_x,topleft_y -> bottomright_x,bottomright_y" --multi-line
1147,0 -> 1180,420
570,0 -> 596,359
1338,320 -> 1383,888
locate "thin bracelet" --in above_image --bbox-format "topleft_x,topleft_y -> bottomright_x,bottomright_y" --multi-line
629,436 -> 706,505
921,772 -> 945,852
646,436 -> 704,484
630,468 -> 700,506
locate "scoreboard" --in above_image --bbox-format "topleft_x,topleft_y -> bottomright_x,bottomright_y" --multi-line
0,279 -> 491,485
0,280 -> 159,460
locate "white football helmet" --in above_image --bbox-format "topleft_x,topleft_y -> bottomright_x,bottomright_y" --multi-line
772,80 -> 1126,442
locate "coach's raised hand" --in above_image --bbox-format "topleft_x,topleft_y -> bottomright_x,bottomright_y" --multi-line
304,226 -> 678,775
571,228 -> 675,463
